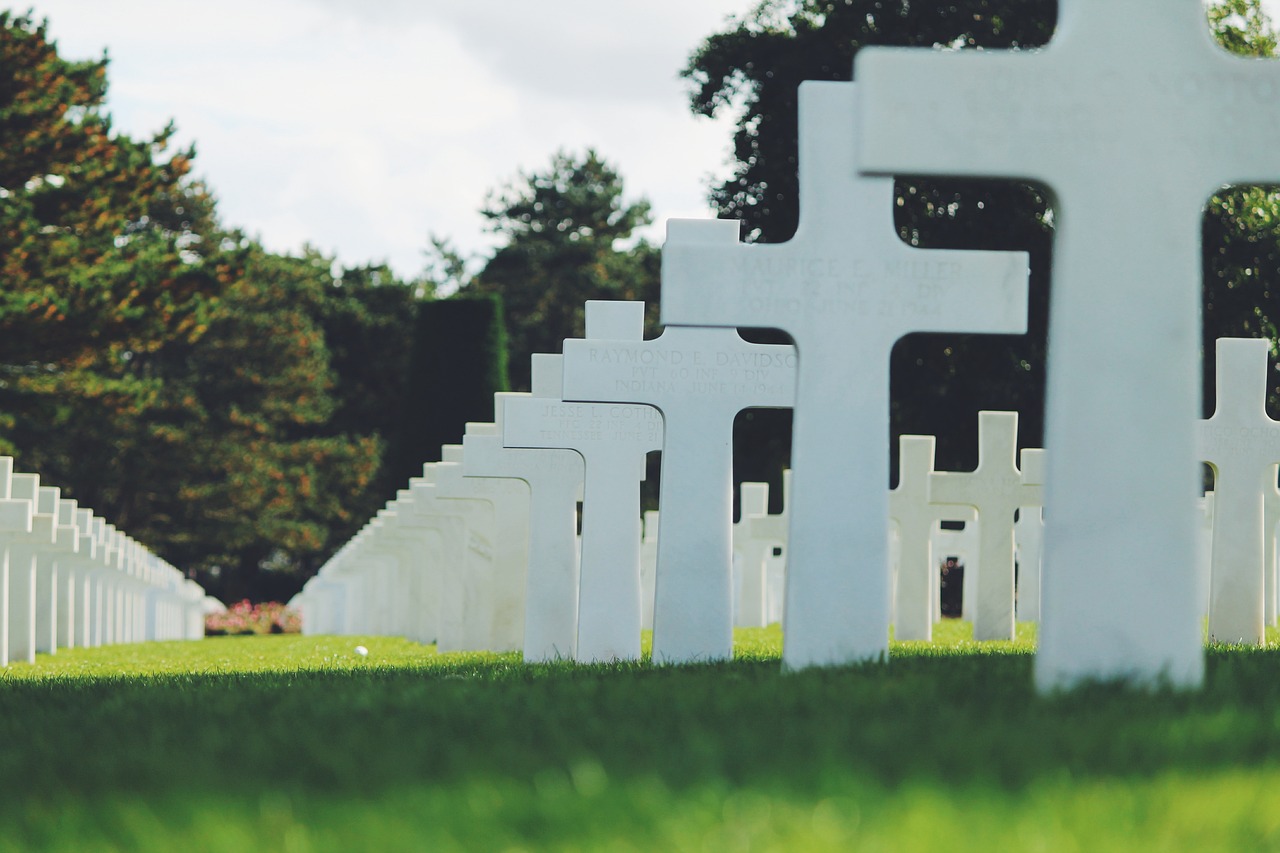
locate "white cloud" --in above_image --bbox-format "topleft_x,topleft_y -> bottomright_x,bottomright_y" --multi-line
28,1 -> 1280,278
26,0 -> 747,279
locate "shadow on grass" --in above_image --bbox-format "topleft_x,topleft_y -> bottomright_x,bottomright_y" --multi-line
1,641 -> 1278,808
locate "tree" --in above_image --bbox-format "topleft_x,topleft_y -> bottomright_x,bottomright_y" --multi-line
313,261 -> 419,528
0,13 -> 421,599
464,149 -> 659,389
0,10 -> 233,531
392,294 -> 509,484
151,246 -> 389,601
0,12 -> 225,380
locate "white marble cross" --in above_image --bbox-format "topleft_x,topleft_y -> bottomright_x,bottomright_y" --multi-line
562,300 -> 797,663
856,0 -> 1280,686
386,487 -> 441,645
401,474 -> 466,648
434,444 -> 527,653
747,470 -> 791,625
889,435 -> 941,642
1198,337 -> 1280,644
504,342 -> 663,663
1015,504 -> 1045,623
8,473 -> 55,664
467,383 -> 585,663
431,451 -> 499,651
661,80 -> 1027,668
931,412 -> 1042,641
53,499 -> 80,650
0,458 -> 31,665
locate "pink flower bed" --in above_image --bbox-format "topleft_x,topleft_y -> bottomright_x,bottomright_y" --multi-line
205,600 -> 302,636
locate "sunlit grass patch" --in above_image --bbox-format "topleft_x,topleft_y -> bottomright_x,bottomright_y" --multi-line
1,625 -> 1278,851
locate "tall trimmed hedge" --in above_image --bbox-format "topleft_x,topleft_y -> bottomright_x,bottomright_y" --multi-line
394,294 -> 509,482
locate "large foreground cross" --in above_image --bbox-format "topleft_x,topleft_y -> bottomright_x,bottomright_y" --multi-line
856,0 -> 1280,687
662,80 -> 1028,668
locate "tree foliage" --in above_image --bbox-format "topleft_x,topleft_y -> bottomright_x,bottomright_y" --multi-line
0,13 -> 420,600
465,149 -> 659,389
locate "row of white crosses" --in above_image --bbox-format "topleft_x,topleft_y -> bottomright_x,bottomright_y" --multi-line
304,2 -> 1280,688
0,456 -> 207,666
301,306 -> 1059,663
889,413 -> 1045,643
296,304 -> 798,662
305,329 -> 1273,668
301,441 -> 531,653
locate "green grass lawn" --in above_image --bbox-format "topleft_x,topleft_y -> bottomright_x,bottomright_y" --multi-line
2,623 -> 1279,851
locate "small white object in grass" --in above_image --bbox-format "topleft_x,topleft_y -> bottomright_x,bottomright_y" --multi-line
354,645 -> 368,657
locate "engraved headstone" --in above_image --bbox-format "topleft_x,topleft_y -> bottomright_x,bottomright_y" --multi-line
1198,337 -> 1280,644
467,385 -> 585,662
855,1 -> 1280,686
435,445 -> 527,652
504,344 -> 663,663
562,300 -> 797,663
661,80 -> 1028,667
930,412 -> 1042,641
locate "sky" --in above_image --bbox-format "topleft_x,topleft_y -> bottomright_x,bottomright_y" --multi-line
24,1 -> 1280,282
28,0 -> 754,280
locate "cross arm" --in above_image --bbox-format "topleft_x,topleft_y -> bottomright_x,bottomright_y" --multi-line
854,48 -> 1055,183
929,470 -> 977,508
1207,59 -> 1280,186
